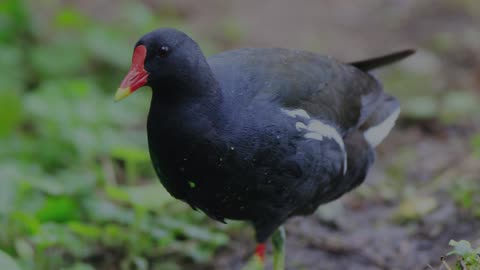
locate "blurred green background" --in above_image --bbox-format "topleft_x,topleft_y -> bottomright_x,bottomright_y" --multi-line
1,0 -> 480,269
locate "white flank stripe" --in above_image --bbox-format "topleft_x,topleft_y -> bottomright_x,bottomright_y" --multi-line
295,122 -> 307,131
364,107 -> 400,147
304,120 -> 347,175
281,108 -> 310,119
282,108 -> 347,175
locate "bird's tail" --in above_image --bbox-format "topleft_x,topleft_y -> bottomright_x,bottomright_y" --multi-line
360,93 -> 400,147
349,49 -> 415,71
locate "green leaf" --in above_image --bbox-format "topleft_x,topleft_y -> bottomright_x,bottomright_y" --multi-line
68,222 -> 102,239
151,261 -> 182,270
84,198 -> 134,224
111,146 -> 150,163
27,177 -> 65,195
105,186 -> 131,202
22,78 -> 142,168
0,45 -> 24,90
394,196 -> 438,222
440,91 -> 479,124
0,91 -> 23,136
402,96 -> 437,119
36,197 -> 80,223
106,183 -> 174,211
26,170 -> 97,196
219,18 -> 245,44
31,223 -> 91,257
451,180 -> 476,209
55,9 -> 90,30
30,41 -> 88,78
472,135 -> 480,158
11,211 -> 40,235
0,0 -> 30,42
0,163 -> 21,215
124,183 -> 174,210
0,250 -> 22,270
84,28 -> 131,69
61,262 -> 95,270
448,239 -> 476,256
102,224 -> 130,246
120,3 -> 157,32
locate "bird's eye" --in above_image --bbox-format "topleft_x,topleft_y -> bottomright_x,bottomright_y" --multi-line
158,46 -> 170,58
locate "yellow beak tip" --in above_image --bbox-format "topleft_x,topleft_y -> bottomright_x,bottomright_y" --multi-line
114,87 -> 131,102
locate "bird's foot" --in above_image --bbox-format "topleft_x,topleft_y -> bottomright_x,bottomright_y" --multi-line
255,243 -> 266,262
241,243 -> 265,270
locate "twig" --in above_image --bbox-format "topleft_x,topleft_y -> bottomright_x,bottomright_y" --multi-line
441,257 -> 453,270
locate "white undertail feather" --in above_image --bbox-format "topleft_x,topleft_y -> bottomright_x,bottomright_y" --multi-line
282,109 -> 347,175
363,107 -> 400,147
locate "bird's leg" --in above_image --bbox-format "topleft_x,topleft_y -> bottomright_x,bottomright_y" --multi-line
272,226 -> 286,270
241,243 -> 265,270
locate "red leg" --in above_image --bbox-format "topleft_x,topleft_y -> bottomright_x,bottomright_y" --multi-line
255,243 -> 266,262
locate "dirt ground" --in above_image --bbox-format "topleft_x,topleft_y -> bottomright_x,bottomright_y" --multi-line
158,1 -> 480,269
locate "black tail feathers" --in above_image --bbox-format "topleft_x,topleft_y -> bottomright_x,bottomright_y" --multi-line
349,49 -> 415,71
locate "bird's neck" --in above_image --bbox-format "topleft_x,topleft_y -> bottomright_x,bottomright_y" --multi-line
150,76 -> 222,115
150,56 -> 222,107
148,65 -> 225,141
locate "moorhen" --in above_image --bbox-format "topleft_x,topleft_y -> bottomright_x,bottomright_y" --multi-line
115,28 -> 413,269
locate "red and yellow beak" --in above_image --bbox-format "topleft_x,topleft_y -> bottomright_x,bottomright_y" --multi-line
115,45 -> 149,101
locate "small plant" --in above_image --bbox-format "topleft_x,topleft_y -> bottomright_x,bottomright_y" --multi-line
443,240 -> 480,270
450,179 -> 480,218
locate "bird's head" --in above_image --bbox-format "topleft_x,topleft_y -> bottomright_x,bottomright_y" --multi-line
115,28 -> 203,101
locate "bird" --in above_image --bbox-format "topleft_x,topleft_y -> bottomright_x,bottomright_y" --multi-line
115,28 -> 413,270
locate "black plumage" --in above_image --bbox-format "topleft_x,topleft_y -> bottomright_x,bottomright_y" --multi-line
117,28 -> 413,243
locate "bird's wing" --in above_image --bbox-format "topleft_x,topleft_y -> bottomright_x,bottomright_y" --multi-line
208,48 -> 407,138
